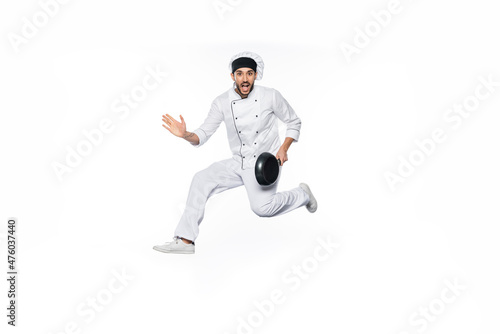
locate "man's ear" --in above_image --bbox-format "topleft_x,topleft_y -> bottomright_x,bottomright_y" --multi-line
230,72 -> 235,81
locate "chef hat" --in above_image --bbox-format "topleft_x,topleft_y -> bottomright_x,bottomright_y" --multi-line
229,51 -> 264,80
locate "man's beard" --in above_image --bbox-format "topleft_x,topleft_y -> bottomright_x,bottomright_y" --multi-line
238,82 -> 253,95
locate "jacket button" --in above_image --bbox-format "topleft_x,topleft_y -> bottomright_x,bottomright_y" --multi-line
255,115 -> 258,117
254,142 -> 256,144
233,102 -> 235,104
255,99 -> 257,102
243,156 -> 245,158
256,131 -> 258,133
239,131 -> 241,133
235,117 -> 238,120
254,155 -> 256,157
243,143 -> 245,146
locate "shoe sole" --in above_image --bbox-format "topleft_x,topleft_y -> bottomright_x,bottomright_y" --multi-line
300,183 -> 317,213
153,246 -> 195,254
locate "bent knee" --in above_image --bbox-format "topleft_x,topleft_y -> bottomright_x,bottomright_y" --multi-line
251,204 -> 273,217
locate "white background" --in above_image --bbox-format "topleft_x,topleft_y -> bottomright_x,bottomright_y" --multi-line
1,0 -> 499,333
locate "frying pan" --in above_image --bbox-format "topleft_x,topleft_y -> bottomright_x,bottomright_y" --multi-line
255,152 -> 281,186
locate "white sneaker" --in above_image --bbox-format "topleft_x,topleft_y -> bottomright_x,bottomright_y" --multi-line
153,236 -> 195,254
299,183 -> 318,213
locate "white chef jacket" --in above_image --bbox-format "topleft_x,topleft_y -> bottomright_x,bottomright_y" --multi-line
190,82 -> 302,170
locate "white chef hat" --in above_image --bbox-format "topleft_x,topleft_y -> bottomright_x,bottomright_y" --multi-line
228,51 -> 264,80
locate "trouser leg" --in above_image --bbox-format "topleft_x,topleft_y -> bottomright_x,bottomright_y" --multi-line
240,164 -> 310,217
173,159 -> 243,242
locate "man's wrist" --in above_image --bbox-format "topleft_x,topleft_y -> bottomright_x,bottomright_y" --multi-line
183,131 -> 199,145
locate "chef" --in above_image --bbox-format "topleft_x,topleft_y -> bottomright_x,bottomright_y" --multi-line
154,51 -> 318,254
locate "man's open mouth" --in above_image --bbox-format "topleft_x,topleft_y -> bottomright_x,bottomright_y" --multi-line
241,83 -> 250,90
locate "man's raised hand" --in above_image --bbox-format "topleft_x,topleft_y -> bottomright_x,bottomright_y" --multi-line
162,114 -> 186,138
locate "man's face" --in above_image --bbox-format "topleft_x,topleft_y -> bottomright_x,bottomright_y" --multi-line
231,67 -> 256,97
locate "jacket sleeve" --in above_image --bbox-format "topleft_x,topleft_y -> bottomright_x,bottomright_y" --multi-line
190,100 -> 224,148
272,89 -> 301,142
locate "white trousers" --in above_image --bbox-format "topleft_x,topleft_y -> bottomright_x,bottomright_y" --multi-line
173,158 -> 310,243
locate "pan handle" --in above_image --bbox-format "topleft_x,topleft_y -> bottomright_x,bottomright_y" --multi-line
277,159 -> 281,166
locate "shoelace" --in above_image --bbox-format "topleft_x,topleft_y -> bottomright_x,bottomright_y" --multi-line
166,236 -> 194,245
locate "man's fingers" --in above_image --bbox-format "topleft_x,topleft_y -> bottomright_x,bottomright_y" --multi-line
162,116 -> 177,127
163,114 -> 176,123
163,115 -> 174,123
165,116 -> 179,126
165,114 -> 176,121
162,124 -> 171,132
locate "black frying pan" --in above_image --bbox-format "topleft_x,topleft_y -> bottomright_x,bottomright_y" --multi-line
255,152 -> 281,186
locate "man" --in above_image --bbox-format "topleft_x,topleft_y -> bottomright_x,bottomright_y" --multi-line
153,51 -> 317,254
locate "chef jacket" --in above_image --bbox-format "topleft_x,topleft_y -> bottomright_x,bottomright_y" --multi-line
190,82 -> 302,170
